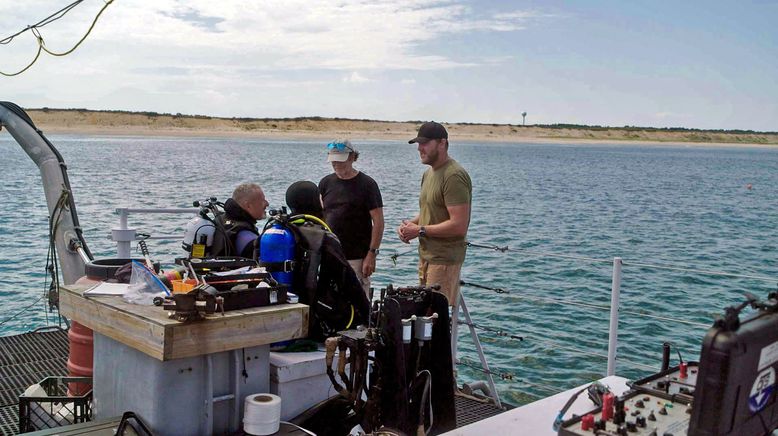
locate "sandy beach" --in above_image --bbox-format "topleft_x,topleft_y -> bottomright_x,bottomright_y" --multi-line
22,109 -> 778,147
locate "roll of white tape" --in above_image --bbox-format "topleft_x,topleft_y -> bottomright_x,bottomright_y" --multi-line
243,393 -> 282,435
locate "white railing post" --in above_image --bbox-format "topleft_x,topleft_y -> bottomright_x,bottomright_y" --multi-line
110,207 -> 199,258
112,208 -> 136,258
607,257 -> 622,376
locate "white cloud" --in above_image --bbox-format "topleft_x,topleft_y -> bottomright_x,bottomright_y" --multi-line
1,0 -> 540,75
0,0 -> 555,120
343,72 -> 371,83
655,111 -> 690,119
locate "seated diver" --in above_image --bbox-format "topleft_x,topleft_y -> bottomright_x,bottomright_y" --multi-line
285,180 -> 324,219
210,182 -> 269,258
280,180 -> 370,340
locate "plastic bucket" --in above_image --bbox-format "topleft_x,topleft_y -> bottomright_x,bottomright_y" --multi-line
172,279 -> 198,293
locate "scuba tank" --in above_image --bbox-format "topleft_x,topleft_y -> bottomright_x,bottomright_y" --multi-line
181,198 -> 222,258
259,210 -> 296,288
182,215 -> 216,258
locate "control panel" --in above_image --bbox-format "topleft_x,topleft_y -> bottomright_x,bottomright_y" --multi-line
631,362 -> 698,399
558,390 -> 692,436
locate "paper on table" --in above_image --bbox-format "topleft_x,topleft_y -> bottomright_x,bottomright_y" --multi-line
209,266 -> 266,276
84,282 -> 130,296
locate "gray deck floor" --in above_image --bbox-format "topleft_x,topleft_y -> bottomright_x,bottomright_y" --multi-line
455,393 -> 509,428
0,328 -> 69,436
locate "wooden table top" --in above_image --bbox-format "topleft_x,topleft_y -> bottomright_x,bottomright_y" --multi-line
59,285 -> 309,361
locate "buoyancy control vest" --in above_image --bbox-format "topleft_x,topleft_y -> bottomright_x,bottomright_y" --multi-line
376,289 -> 457,435
209,199 -> 259,258
296,223 -> 370,340
259,213 -> 370,341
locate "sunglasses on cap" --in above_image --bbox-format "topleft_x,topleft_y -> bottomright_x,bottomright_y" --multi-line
327,142 -> 353,152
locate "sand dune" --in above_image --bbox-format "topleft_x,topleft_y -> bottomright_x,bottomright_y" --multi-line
23,109 -> 778,147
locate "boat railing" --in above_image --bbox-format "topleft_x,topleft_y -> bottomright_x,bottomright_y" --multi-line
109,207 -> 777,406
113,207 -> 198,258
451,243 -> 775,403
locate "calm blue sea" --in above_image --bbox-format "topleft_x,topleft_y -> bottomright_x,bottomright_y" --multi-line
1,134 -> 776,406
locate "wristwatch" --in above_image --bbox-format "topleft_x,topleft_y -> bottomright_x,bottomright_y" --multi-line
419,226 -> 427,238
369,248 -> 380,255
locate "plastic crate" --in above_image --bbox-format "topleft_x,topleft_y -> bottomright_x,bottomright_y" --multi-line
18,376 -> 92,432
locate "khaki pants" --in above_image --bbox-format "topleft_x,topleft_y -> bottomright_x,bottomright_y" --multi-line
347,259 -> 371,298
418,259 -> 462,308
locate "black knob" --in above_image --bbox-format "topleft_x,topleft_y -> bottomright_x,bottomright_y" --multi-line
626,421 -> 637,432
636,416 -> 646,427
648,411 -> 656,421
635,400 -> 645,408
659,407 -> 668,415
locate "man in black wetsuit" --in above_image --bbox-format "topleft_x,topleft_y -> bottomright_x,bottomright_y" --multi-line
211,183 -> 269,258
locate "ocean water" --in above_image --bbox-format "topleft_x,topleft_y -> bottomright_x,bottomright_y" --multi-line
1,133 -> 776,406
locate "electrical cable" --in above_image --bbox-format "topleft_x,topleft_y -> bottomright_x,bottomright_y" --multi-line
0,0 -> 84,44
40,0 -> 115,57
460,280 -> 711,328
465,241 -> 776,281
663,341 -> 684,364
0,191 -> 69,327
0,295 -> 46,327
46,189 -> 70,328
457,320 -> 524,341
0,0 -> 115,76
0,36 -> 43,77
279,421 -> 317,436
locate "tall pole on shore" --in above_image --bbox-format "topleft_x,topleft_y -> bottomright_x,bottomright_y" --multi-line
522,112 -> 527,126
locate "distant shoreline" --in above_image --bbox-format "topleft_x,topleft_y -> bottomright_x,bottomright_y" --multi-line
24,109 -> 778,148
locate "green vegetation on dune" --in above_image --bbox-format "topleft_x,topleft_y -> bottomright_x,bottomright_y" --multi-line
27,108 -> 778,145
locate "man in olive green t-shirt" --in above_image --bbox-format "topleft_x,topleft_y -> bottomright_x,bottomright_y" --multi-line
398,121 -> 472,308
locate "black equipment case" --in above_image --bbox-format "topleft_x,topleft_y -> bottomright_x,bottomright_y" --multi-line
689,307 -> 778,435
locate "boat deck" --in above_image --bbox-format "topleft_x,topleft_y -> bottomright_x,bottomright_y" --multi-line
454,394 -> 508,428
0,328 -> 506,435
0,328 -> 69,436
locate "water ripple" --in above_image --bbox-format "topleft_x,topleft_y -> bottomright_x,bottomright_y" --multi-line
1,136 -> 776,405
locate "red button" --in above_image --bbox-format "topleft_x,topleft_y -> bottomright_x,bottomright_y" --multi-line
581,414 -> 595,431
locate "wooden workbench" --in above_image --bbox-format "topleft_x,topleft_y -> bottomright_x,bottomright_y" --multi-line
59,285 -> 309,361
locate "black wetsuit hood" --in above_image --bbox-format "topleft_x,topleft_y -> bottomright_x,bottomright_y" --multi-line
210,198 -> 259,258
224,198 -> 256,223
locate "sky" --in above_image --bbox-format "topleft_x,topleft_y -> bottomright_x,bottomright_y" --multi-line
1,0 -> 776,131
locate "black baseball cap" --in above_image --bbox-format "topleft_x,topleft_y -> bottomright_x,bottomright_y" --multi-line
408,121 -> 448,144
